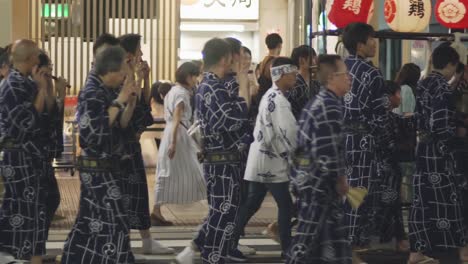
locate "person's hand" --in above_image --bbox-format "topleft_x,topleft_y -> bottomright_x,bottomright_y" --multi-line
457,127 -> 467,138
32,65 -> 48,89
136,60 -> 150,80
55,77 -> 69,99
336,175 -> 349,196
168,143 -> 176,159
117,78 -> 136,103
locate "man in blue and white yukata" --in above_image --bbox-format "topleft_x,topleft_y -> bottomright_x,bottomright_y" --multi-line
118,33 -> 174,255
61,46 -> 138,264
407,44 -> 466,264
176,38 -> 251,264
341,23 -> 390,260
286,54 -> 352,264
0,40 -> 57,264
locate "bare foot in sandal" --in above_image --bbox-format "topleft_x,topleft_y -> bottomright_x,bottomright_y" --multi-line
397,239 -> 410,252
407,252 -> 439,264
459,246 -> 468,262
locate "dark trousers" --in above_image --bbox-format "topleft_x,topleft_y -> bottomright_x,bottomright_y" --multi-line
233,181 -> 293,253
45,162 -> 61,232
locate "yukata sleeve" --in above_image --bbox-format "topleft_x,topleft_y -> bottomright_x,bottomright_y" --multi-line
431,85 -> 456,155
78,89 -> 111,153
207,83 -> 248,133
48,102 -> 64,158
311,103 -> 346,193
368,70 -> 392,146
0,81 -> 41,146
271,99 -> 298,161
128,96 -> 154,135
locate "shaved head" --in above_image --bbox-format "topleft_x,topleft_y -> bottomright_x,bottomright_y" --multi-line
11,39 -> 39,64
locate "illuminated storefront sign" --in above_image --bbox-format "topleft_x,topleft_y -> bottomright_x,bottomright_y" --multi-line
181,0 -> 259,20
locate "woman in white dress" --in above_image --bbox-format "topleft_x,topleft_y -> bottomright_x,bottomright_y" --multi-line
153,62 -> 206,225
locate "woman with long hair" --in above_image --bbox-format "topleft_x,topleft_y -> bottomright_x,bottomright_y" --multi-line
152,62 -> 206,225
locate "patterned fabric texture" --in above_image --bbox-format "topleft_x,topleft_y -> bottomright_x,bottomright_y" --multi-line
287,89 -> 352,264
61,72 -> 134,263
408,72 -> 466,253
193,72 -> 250,264
0,69 -> 54,260
342,55 -> 390,247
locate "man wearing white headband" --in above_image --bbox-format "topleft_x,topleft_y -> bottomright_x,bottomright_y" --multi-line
232,57 -> 298,258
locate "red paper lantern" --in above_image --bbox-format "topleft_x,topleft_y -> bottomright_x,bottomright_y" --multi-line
435,0 -> 468,29
327,0 -> 374,28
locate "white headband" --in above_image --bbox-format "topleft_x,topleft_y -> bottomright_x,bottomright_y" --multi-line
271,64 -> 298,82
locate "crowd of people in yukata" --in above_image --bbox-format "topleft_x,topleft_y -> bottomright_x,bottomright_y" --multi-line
0,21 -> 467,264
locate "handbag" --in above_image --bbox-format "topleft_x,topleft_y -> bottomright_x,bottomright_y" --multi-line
187,120 -> 204,151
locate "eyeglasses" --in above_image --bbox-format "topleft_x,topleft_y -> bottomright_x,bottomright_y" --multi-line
334,71 -> 349,76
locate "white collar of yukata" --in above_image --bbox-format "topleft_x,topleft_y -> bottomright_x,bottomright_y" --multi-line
271,64 -> 298,82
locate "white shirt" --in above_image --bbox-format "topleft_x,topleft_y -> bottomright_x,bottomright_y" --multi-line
244,85 -> 298,183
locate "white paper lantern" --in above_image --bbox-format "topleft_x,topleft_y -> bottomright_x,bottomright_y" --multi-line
384,0 -> 432,32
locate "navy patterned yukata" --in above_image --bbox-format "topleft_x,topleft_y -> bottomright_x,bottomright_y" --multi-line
287,74 -> 321,119
0,69 -> 49,260
41,100 -> 63,234
120,96 -> 153,230
287,88 -> 351,264
61,72 -> 134,264
193,72 -> 249,264
375,112 -> 413,243
408,72 -> 466,253
342,55 -> 390,246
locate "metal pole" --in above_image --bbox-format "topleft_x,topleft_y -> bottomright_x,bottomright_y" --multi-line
309,0 -> 314,89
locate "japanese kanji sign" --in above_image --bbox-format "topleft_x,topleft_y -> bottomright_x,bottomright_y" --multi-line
181,0 -> 259,20
384,0 -> 431,32
327,0 -> 374,28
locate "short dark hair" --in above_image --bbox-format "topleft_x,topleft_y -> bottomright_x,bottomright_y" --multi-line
317,54 -> 342,84
291,45 -> 317,67
159,82 -> 172,97
395,63 -> 421,88
265,33 -> 283,50
93,33 -> 120,55
225,37 -> 242,55
0,51 -> 10,67
343,23 -> 375,55
202,38 -> 231,69
38,50 -> 51,68
151,81 -> 172,104
176,62 -> 201,86
271,56 -> 294,68
94,46 -> 126,76
242,46 -> 252,57
432,45 -> 460,70
384,80 -> 401,95
119,34 -> 142,55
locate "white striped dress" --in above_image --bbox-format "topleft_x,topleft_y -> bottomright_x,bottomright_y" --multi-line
154,85 -> 206,205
